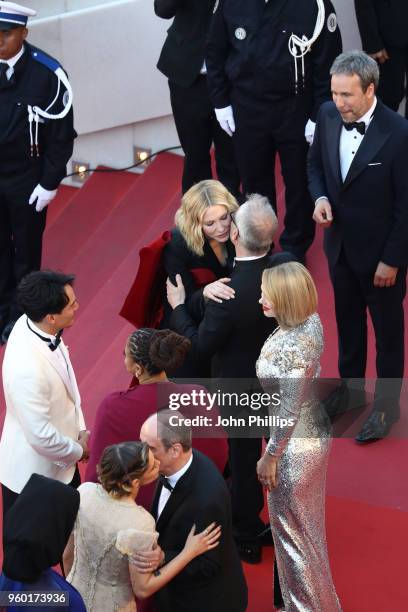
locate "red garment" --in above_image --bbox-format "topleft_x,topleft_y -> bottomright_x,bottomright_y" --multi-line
85,382 -> 228,511
119,231 -> 216,328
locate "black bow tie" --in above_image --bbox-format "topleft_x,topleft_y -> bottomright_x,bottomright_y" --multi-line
159,475 -> 174,492
342,120 -> 366,136
26,319 -> 63,351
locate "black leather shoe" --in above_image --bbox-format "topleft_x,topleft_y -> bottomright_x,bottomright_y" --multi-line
0,320 -> 16,345
235,539 -> 262,564
257,523 -> 274,546
355,411 -> 393,444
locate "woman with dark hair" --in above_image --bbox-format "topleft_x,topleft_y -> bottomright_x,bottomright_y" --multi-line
65,441 -> 220,612
85,328 -> 228,507
0,474 -> 86,611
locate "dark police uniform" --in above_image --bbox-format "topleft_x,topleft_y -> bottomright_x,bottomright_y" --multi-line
0,42 -> 76,332
154,0 -> 240,197
207,0 -> 342,259
355,0 -> 408,118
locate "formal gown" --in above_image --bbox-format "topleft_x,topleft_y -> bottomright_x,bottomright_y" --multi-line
67,482 -> 158,612
256,313 -> 341,612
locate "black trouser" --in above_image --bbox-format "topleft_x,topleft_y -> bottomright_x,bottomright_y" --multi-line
329,249 -> 406,422
377,44 -> 408,118
169,75 -> 241,197
228,436 -> 265,538
1,466 -> 81,523
232,91 -> 315,258
0,181 -> 47,327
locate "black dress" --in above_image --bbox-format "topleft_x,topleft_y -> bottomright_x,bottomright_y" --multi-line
162,227 -> 235,377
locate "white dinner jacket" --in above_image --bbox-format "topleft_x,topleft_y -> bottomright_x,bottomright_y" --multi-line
0,315 -> 86,493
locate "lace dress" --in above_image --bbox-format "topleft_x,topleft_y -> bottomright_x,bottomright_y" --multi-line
256,313 -> 341,612
67,482 -> 158,612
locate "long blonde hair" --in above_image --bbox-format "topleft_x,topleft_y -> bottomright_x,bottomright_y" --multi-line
175,180 -> 238,256
262,262 -> 318,329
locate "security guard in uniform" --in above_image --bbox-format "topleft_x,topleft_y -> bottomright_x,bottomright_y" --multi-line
154,0 -> 240,198
207,0 -> 342,262
0,2 -> 76,343
355,0 -> 408,118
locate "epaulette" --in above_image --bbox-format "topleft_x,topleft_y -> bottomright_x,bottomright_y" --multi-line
31,49 -> 61,73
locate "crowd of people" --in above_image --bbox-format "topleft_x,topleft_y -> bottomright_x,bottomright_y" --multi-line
1,1 -> 408,611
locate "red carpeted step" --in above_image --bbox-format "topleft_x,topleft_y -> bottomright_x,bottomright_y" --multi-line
56,153 -> 182,310
42,168 -> 140,271
78,323 -> 134,430
45,184 -> 79,229
67,191 -> 181,390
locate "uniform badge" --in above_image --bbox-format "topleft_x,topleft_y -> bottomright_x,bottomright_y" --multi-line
327,13 -> 337,33
235,27 -> 247,41
213,0 -> 219,13
63,90 -> 70,108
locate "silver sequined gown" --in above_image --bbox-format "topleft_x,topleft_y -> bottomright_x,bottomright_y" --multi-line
256,313 -> 341,612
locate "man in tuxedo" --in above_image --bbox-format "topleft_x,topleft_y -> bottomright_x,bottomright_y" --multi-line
166,195 -> 293,571
154,0 -> 240,196
355,0 -> 408,118
0,270 -> 89,519
137,411 -> 247,612
308,50 -> 408,443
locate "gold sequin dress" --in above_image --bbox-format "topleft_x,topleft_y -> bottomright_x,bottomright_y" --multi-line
256,313 -> 341,612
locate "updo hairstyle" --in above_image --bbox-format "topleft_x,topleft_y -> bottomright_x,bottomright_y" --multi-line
97,441 -> 149,498
127,328 -> 191,375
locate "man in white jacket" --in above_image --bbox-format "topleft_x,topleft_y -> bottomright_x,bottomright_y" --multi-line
0,270 -> 88,518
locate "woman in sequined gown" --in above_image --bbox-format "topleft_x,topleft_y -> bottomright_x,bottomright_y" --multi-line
256,262 -> 341,612
63,441 -> 220,612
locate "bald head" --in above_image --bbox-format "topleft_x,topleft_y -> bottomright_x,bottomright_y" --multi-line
140,411 -> 192,476
234,194 -> 278,255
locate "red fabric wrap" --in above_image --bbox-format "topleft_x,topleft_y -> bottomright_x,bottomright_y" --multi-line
119,233 -> 217,329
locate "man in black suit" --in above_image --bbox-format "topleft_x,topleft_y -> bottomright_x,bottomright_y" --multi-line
355,0 -> 408,118
154,0 -> 240,196
166,195 -> 293,569
138,411 -> 247,612
308,50 -> 408,443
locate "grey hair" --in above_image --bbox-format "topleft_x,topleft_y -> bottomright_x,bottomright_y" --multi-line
235,194 -> 278,255
330,50 -> 379,92
157,410 -> 192,452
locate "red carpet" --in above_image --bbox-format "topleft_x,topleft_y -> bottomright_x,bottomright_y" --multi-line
1,154 -> 407,611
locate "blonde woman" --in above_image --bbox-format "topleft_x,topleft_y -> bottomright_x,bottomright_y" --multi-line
256,262 -> 341,612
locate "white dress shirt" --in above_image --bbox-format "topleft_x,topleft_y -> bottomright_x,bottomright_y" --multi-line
157,454 -> 193,518
339,97 -> 377,181
0,45 -> 25,80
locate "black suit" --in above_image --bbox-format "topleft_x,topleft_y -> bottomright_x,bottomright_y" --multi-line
308,100 -> 408,419
154,0 -> 240,196
171,253 -> 293,536
355,1 -> 408,117
152,450 -> 247,612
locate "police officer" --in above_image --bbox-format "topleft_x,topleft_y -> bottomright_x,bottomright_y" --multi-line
154,0 -> 240,198
355,0 -> 408,118
207,0 -> 342,262
0,2 -> 76,343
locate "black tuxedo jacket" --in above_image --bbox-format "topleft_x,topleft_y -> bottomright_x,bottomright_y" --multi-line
152,450 -> 247,612
170,252 -> 294,378
307,100 -> 408,274
355,0 -> 408,52
154,0 -> 215,88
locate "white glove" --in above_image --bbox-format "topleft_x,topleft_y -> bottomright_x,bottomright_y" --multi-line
215,106 -> 236,137
28,184 -> 58,213
304,119 -> 316,146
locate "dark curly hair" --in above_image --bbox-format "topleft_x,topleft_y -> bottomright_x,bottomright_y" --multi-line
127,328 -> 191,375
97,442 -> 150,498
